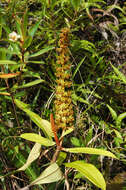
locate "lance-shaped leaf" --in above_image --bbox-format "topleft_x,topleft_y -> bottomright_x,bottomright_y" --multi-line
107,104 -> 117,120
72,93 -> 89,105
20,133 -> 55,146
22,10 -> 28,39
22,36 -> 32,49
0,48 -> 20,55
15,16 -> 22,38
65,161 -> 106,190
0,60 -> 17,65
60,128 -> 74,140
72,57 -> 86,79
0,72 -> 20,78
116,112 -> 126,129
14,99 -> 53,138
28,20 -> 41,37
70,0 -> 82,12
14,79 -> 44,89
111,63 -> 126,84
113,129 -> 123,141
30,163 -> 62,185
0,92 -> 10,96
18,143 -> 41,171
63,147 -> 117,159
71,40 -> 95,53
28,46 -> 54,58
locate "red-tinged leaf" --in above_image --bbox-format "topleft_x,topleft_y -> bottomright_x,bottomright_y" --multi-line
0,72 -> 20,78
0,92 -> 10,96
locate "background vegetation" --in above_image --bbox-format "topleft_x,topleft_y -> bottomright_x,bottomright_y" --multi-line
0,0 -> 126,189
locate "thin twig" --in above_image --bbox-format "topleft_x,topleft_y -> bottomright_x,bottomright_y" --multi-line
51,145 -> 61,163
64,168 -> 70,190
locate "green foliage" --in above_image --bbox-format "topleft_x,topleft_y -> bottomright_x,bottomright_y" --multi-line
0,60 -> 18,65
18,143 -> 41,171
107,104 -> 117,120
63,147 -> 117,158
111,63 -> 126,84
28,46 -> 55,58
0,0 -> 126,189
30,163 -> 63,185
20,133 -> 55,146
15,99 -> 53,138
65,161 -> 106,190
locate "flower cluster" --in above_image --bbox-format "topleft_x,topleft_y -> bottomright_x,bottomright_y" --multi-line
54,28 -> 74,131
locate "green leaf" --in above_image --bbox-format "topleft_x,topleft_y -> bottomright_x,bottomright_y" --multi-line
0,149 -> 38,181
30,163 -> 62,185
60,128 -> 74,139
26,60 -> 45,64
80,40 -> 95,51
72,40 -> 95,53
3,26 -> 10,34
10,43 -> 21,56
28,20 -> 41,37
63,147 -> 117,159
0,24 -> 2,38
65,161 -> 106,190
15,151 -> 38,181
2,20 -> 11,34
20,133 -> 55,146
77,88 -> 102,99
14,79 -> 44,89
15,17 -> 22,38
70,0 -> 81,11
28,46 -> 55,58
22,10 -> 28,38
71,137 -> 81,147
0,60 -> 17,65
72,57 -> 86,79
72,93 -> 89,105
111,63 -> 126,84
107,104 -> 117,120
18,143 -> 41,171
14,99 -> 53,138
113,129 -> 123,140
0,48 -> 21,55
57,152 -> 67,166
116,112 -> 126,129
74,172 -> 84,179
22,36 -> 32,49
21,70 -> 40,78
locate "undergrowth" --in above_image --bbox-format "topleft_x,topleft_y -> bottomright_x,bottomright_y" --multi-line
0,0 -> 126,190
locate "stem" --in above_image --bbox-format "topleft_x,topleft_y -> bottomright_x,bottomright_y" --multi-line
50,113 -> 63,163
1,66 -> 20,127
5,79 -> 20,127
50,113 -> 60,146
51,145 -> 61,163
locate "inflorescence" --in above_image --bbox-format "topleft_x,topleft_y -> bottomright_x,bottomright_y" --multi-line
54,28 -> 74,131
